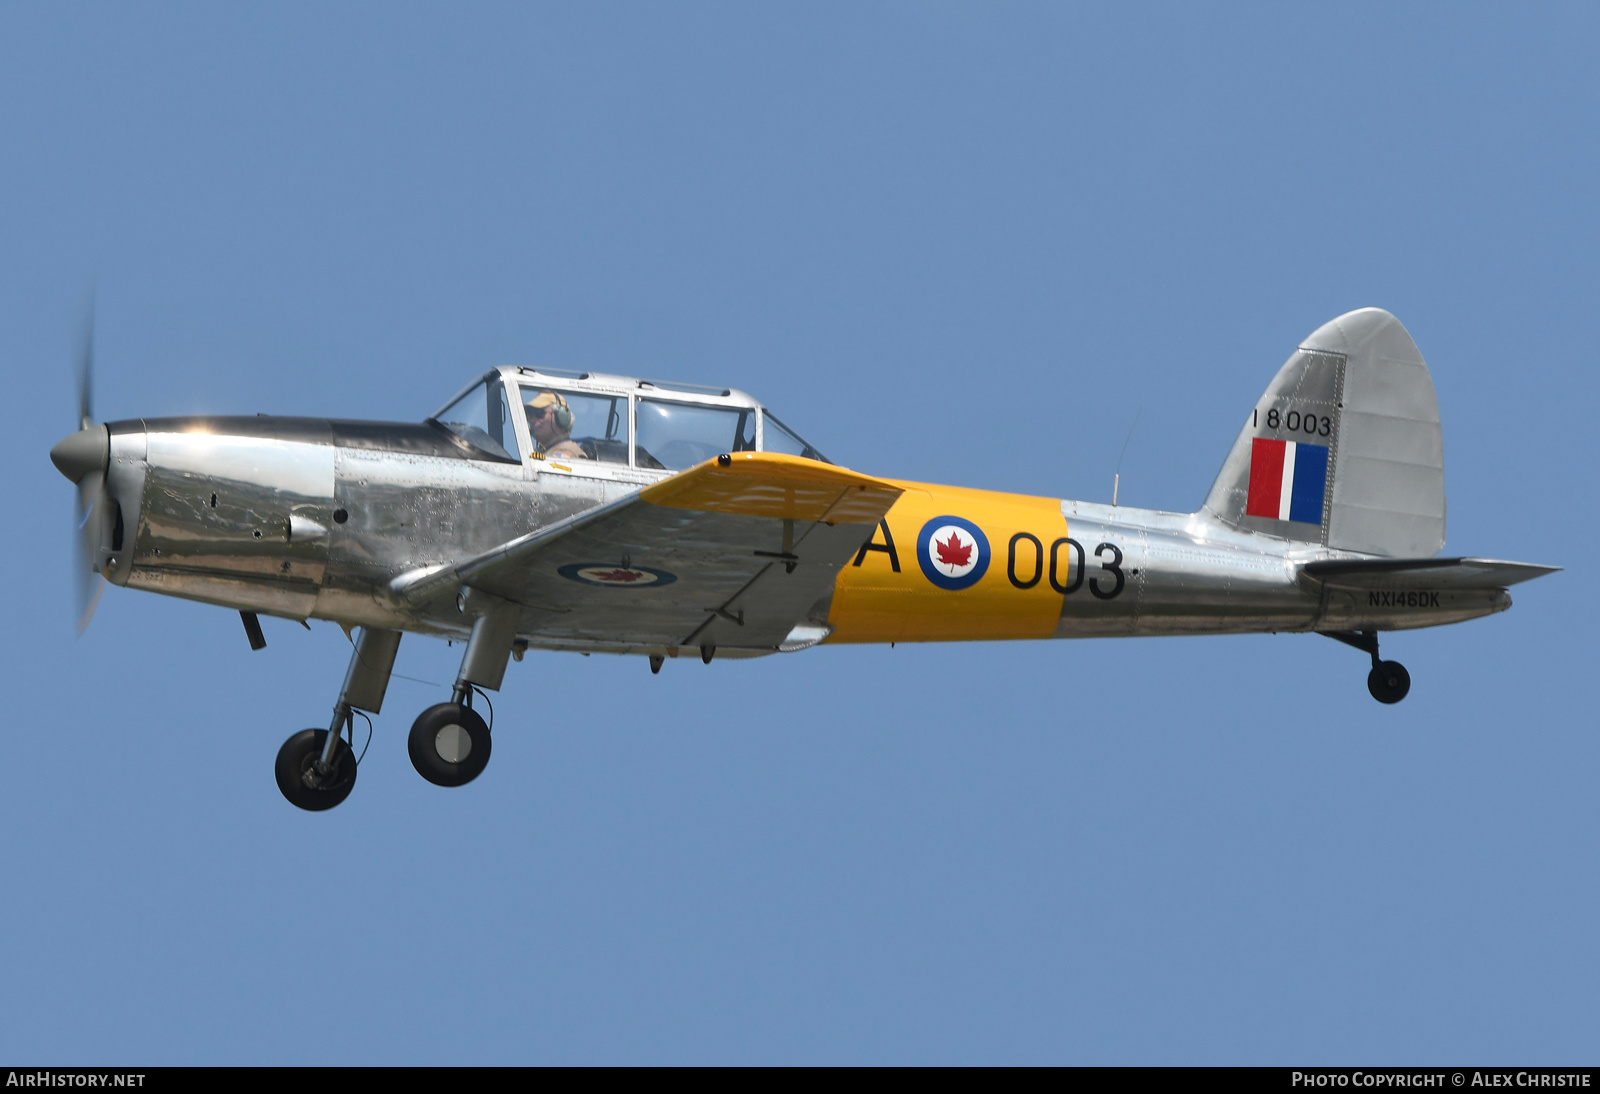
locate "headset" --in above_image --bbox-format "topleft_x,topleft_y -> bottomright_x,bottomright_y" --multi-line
528,392 -> 574,431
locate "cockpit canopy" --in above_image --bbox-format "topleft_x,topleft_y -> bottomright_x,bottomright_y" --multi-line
431,367 -> 827,470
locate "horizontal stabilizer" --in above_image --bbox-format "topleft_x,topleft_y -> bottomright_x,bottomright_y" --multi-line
1298,557 -> 1560,593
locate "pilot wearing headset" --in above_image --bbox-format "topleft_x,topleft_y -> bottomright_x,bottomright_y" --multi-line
525,391 -> 588,459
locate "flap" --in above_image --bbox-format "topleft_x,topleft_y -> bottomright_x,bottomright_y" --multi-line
394,454 -> 903,652
1298,556 -> 1561,593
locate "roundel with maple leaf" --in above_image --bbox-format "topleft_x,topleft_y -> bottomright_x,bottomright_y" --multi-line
557,563 -> 677,587
916,515 -> 990,591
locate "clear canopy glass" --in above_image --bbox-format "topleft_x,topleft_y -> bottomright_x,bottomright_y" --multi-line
435,374 -> 829,472
434,379 -> 520,460
762,412 -> 828,463
635,399 -> 756,471
519,385 -> 629,464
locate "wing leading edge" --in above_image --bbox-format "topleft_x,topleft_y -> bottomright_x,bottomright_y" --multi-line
394,453 -> 903,653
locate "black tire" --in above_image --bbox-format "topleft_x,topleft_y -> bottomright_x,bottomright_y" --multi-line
275,728 -> 358,811
408,702 -> 491,787
1367,660 -> 1411,705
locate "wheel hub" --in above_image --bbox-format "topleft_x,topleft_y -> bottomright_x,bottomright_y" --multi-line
299,745 -> 351,791
435,723 -> 473,763
300,753 -> 328,789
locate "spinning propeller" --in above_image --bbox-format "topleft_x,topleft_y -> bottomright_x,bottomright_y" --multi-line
49,300 -> 112,634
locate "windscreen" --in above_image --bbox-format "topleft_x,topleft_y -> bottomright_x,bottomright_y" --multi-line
434,378 -> 520,460
762,411 -> 828,463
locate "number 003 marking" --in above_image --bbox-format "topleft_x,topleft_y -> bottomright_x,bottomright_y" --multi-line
1007,535 -> 1124,599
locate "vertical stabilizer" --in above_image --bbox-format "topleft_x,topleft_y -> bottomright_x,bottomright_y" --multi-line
1202,308 -> 1445,558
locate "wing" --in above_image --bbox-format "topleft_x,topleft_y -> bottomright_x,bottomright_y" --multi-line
1298,556 -> 1561,592
394,453 -> 903,653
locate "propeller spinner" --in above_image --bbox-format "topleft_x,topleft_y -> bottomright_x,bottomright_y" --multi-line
49,304 -> 111,633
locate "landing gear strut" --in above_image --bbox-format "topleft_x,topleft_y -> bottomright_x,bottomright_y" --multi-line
275,627 -> 401,811
1322,630 -> 1410,705
273,591 -> 520,808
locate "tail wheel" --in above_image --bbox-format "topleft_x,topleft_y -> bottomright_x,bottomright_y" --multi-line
1367,660 -> 1411,705
408,702 -> 492,787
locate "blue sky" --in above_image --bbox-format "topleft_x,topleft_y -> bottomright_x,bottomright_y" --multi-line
3,3 -> 1596,1064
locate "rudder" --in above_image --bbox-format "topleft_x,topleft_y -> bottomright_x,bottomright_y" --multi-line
1203,308 -> 1445,558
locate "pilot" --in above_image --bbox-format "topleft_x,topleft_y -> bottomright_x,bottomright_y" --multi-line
525,391 -> 587,459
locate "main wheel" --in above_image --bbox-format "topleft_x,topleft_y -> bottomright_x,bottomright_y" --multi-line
408,702 -> 492,787
1367,660 -> 1411,705
275,728 -> 358,811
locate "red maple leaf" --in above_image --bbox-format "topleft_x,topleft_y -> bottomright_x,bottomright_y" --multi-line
590,568 -> 644,582
935,532 -> 972,569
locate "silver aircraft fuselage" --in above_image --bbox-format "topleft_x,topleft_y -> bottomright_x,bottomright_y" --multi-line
89,367 -> 1506,657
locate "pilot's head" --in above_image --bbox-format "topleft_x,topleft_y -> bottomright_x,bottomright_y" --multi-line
525,391 -> 573,448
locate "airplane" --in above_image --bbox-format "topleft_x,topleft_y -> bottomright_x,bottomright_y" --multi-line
50,307 -> 1558,811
